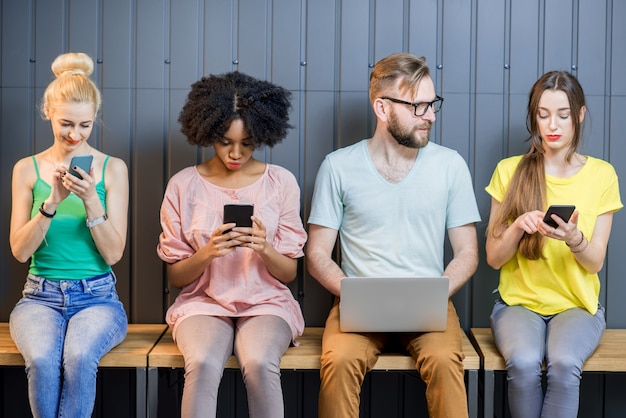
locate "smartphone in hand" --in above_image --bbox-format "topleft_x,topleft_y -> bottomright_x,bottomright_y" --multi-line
543,205 -> 575,228
223,204 -> 254,234
68,155 -> 93,180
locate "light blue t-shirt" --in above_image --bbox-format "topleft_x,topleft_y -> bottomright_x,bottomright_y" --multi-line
308,140 -> 481,277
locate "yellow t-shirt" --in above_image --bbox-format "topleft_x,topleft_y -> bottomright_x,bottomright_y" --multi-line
485,155 -> 622,315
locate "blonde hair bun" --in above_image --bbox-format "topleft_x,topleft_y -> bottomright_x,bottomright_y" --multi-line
51,52 -> 94,78
41,52 -> 101,120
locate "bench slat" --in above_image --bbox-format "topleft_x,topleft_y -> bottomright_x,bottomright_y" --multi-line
0,323 -> 167,368
148,326 -> 480,371
470,327 -> 626,372
0,323 -> 24,366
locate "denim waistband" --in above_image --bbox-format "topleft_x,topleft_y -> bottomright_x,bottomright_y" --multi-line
28,271 -> 113,283
27,272 -> 116,292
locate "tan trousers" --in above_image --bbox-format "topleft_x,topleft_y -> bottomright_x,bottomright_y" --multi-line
318,299 -> 468,418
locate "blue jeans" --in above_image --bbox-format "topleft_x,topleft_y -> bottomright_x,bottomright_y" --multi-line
9,273 -> 128,418
490,298 -> 605,418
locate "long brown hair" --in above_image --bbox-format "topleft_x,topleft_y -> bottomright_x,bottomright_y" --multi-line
488,71 -> 586,259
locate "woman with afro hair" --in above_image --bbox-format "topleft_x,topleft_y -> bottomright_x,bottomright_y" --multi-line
157,71 -> 307,418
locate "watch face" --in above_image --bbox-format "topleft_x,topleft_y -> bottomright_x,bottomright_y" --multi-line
86,214 -> 108,228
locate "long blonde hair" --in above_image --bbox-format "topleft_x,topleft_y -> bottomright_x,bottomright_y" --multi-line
41,52 -> 101,119
488,71 -> 586,259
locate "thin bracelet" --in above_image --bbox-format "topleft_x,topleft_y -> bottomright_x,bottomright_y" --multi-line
570,237 -> 589,254
566,230 -> 584,248
38,202 -> 56,218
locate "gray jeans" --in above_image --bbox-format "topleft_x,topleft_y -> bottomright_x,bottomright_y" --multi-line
175,314 -> 292,418
490,299 -> 605,418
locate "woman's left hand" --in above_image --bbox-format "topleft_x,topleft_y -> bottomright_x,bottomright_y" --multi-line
537,210 -> 581,244
232,216 -> 269,253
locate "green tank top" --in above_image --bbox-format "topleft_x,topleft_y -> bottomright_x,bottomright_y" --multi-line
29,155 -> 111,280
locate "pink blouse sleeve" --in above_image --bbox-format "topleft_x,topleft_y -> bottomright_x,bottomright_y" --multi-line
157,174 -> 195,263
272,169 -> 307,258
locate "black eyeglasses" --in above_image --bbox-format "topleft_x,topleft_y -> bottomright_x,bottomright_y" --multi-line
380,95 -> 444,116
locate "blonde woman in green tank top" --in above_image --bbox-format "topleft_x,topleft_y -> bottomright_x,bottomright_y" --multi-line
8,52 -> 129,418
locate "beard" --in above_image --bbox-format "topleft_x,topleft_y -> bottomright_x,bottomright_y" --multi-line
387,108 -> 431,149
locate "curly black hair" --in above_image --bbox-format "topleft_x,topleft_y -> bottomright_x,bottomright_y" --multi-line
178,71 -> 293,148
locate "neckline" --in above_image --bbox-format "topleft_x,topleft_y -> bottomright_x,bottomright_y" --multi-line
193,163 -> 269,190
364,139 -> 424,185
544,155 -> 590,183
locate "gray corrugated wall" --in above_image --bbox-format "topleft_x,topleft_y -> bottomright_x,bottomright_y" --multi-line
1,0 -> 625,416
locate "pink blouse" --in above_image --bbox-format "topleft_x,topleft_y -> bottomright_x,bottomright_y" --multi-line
157,164 -> 306,341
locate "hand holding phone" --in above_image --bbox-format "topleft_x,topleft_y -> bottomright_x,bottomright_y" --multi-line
68,154 -> 93,180
223,204 -> 254,234
543,205 -> 575,228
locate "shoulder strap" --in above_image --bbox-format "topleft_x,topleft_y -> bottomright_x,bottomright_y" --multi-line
31,155 -> 41,179
101,155 -> 110,177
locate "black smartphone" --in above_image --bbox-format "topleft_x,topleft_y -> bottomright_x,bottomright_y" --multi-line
543,205 -> 575,228
68,154 -> 93,180
223,204 -> 254,233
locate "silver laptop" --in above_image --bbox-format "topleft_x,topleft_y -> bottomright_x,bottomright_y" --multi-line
339,276 -> 449,332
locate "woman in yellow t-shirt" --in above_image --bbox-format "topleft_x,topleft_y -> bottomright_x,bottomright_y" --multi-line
485,71 -> 622,418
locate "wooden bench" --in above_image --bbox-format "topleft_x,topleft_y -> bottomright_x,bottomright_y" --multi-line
0,322 -> 167,418
470,327 -> 626,418
148,326 -> 481,418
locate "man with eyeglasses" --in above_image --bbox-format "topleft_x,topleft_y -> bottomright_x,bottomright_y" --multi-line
306,52 -> 480,418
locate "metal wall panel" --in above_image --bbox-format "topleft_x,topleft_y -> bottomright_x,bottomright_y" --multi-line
338,0 -> 370,92
304,0 -> 337,92
136,0 -> 166,89
132,89 -> 168,322
0,88 -> 35,320
271,0 -> 302,90
581,95 -> 608,159
236,0 -> 269,79
1,0 -> 31,86
100,88 -> 134,313
472,92 -> 507,326
407,0 -> 438,78
68,0 -> 99,56
170,0 -> 203,90
577,0 -> 608,96
606,95 -> 626,329
611,1 -> 626,95
510,0 -> 541,94
34,0 -> 65,88
476,0 -> 505,94
441,0 -> 472,94
203,0 -> 236,75
302,90 -> 338,326
543,0 -> 574,71
102,0 -> 134,89
374,0 -> 405,59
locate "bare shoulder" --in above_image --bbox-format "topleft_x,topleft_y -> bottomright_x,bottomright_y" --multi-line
12,155 -> 37,188
13,155 -> 34,173
96,152 -> 128,188
105,155 -> 129,176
